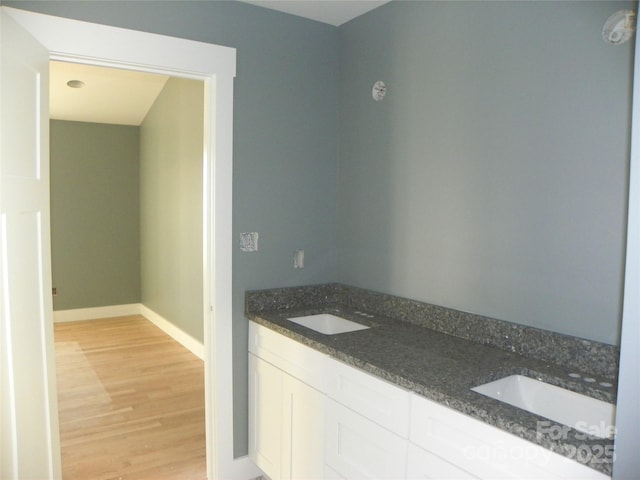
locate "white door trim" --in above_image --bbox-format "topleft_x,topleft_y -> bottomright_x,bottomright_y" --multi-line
612,20 -> 640,479
1,7 -> 257,479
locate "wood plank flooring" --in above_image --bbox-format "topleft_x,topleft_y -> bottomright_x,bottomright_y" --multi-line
54,315 -> 206,480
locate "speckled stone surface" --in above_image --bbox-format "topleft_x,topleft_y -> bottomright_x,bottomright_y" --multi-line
246,283 -> 619,475
246,283 -> 619,378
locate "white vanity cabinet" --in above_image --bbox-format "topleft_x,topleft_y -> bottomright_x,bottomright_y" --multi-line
324,356 -> 411,437
248,321 -> 611,480
248,353 -> 325,480
324,398 -> 408,479
282,370 -> 325,479
248,353 -> 284,479
406,443 -> 480,480
248,324 -> 326,480
408,394 -> 609,480
324,356 -> 411,479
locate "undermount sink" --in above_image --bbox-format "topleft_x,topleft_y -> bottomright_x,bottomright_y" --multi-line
287,313 -> 370,335
471,375 -> 616,439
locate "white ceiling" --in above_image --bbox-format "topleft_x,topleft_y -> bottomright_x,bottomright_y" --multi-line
242,0 -> 391,26
50,61 -> 169,126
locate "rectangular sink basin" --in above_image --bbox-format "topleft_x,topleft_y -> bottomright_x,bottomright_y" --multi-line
287,313 -> 370,335
471,375 -> 616,439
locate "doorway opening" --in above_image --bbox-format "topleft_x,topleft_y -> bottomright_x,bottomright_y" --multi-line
49,61 -> 207,478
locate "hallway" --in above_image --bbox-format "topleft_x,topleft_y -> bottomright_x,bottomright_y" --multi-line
55,315 -> 206,480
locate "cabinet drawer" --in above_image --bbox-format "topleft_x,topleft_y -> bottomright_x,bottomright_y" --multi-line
409,394 -> 609,480
325,356 -> 410,437
249,321 -> 326,390
406,443 -> 478,479
325,398 -> 407,480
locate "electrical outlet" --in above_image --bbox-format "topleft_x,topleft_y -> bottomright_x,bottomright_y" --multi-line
52,287 -> 58,296
294,250 -> 304,269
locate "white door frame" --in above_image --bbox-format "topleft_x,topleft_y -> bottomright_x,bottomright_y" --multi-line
612,22 -> 640,479
0,7 -> 257,479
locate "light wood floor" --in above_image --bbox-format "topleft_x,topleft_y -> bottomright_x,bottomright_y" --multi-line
54,315 -> 206,480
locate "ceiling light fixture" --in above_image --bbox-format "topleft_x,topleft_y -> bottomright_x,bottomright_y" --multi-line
66,79 -> 85,88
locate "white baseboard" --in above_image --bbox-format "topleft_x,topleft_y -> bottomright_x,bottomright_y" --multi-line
139,304 -> 205,360
53,303 -> 205,360
53,303 -> 140,323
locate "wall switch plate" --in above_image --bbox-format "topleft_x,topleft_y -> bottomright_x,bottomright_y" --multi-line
294,249 -> 304,269
240,232 -> 259,252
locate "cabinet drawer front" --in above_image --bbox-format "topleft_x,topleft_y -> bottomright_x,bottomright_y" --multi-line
406,443 -> 479,480
409,394 -> 610,480
325,356 -> 410,437
325,399 -> 407,480
249,321 -> 326,390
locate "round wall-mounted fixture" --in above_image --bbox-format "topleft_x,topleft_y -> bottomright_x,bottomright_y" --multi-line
66,79 -> 85,88
602,10 -> 636,45
372,80 -> 386,101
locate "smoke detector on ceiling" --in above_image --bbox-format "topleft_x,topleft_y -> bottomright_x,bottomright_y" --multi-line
602,10 -> 636,45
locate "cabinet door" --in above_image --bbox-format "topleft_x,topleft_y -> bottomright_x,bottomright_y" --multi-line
248,353 -> 283,480
325,398 -> 407,479
282,374 -> 325,480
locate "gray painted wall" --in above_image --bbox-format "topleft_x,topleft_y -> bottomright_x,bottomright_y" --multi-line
7,0 -> 340,457
50,120 -> 141,310
337,0 -> 634,346
140,77 -> 205,342
14,0 -> 635,460
51,77 -> 205,345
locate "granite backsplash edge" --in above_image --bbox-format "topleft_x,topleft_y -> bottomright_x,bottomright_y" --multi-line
245,283 -> 619,380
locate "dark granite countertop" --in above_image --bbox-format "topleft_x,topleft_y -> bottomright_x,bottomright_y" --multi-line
246,286 -> 617,476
